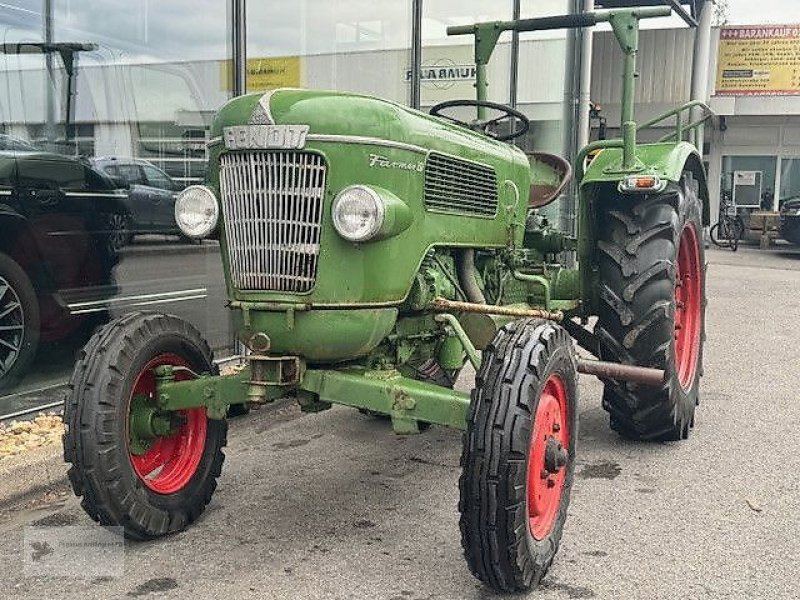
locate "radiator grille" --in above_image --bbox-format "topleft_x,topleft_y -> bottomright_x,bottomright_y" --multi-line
424,152 -> 498,217
218,151 -> 326,292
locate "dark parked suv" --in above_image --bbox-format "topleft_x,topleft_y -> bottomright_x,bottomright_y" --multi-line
780,196 -> 800,245
92,157 -> 181,241
0,148 -> 124,391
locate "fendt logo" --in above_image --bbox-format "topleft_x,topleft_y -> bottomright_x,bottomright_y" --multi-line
368,153 -> 424,172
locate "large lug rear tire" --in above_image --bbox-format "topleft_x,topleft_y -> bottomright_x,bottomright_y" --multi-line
63,312 -> 227,540
0,252 -> 39,392
459,319 -> 577,592
596,172 -> 706,441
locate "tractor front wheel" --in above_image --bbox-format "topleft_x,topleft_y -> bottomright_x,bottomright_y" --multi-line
63,312 -> 227,540
596,172 -> 706,440
459,319 -> 577,592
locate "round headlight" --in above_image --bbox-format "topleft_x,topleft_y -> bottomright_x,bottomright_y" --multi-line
332,185 -> 385,242
175,185 -> 219,239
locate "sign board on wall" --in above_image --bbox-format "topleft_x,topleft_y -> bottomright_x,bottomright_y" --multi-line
221,56 -> 302,92
716,25 -> 800,96
734,170 -> 757,186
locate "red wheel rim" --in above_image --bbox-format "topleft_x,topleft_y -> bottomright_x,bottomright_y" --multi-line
526,373 -> 570,540
128,354 -> 207,495
674,223 -> 702,390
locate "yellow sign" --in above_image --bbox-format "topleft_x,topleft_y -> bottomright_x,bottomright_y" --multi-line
247,56 -> 301,92
716,25 -> 800,96
221,56 -> 302,92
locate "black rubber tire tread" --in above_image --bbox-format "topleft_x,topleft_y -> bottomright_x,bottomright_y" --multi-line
459,319 -> 577,592
63,311 -> 227,540
595,172 -> 706,441
0,252 -> 40,393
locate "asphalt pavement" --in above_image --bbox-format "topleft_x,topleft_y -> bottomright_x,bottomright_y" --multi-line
0,244 -> 798,599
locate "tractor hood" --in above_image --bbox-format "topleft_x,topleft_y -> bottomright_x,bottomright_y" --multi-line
210,88 -> 527,168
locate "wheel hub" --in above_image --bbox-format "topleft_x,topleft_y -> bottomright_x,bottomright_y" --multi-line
127,354 -> 208,495
674,223 -> 702,390
526,373 -> 570,540
543,437 -> 568,474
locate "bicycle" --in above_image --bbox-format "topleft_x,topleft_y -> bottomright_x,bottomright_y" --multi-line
710,193 -> 745,251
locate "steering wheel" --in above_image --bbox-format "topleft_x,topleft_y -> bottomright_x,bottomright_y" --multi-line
429,99 -> 530,142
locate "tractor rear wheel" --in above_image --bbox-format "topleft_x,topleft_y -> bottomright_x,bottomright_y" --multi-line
596,172 -> 705,441
63,312 -> 227,540
459,319 -> 577,592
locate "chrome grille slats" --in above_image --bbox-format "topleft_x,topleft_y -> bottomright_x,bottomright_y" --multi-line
219,151 -> 326,292
424,152 -> 498,217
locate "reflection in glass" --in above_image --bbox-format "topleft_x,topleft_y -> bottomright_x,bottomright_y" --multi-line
0,1 -> 230,405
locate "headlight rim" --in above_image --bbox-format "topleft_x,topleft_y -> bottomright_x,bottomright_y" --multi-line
175,184 -> 219,239
331,184 -> 386,243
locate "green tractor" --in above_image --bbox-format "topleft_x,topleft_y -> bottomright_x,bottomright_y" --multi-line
64,6 -> 712,593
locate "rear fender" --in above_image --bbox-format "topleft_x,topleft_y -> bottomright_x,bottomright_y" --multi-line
581,142 -> 710,225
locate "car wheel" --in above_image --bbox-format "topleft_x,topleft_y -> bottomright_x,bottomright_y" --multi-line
0,252 -> 40,392
107,213 -> 133,252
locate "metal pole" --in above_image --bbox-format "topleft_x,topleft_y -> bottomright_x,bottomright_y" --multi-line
608,11 -> 640,171
576,0 -> 594,154
231,0 -> 246,96
410,0 -> 423,109
690,0 -> 713,158
509,0 -> 520,109
43,0 -> 56,148
509,0 -> 520,144
560,0 -> 581,235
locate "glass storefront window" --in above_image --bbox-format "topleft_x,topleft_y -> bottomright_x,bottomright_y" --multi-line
246,1 -> 412,103
720,155 -> 778,211
779,158 -> 800,208
420,1 -> 513,109
0,1 -> 231,408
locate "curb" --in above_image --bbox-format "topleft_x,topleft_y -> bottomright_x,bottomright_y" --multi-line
0,444 -> 68,510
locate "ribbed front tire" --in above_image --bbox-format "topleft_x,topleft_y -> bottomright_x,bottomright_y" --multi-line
63,312 -> 227,539
459,319 -> 577,592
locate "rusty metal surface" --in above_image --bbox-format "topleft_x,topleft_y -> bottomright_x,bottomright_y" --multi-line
576,358 -> 665,387
430,297 -> 563,322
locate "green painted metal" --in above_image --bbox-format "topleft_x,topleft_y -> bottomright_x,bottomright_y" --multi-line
434,314 -> 481,369
128,395 -> 165,455
608,11 -> 641,171
157,366 -> 254,420
580,141 -> 704,186
209,90 -> 531,312
302,368 -> 471,432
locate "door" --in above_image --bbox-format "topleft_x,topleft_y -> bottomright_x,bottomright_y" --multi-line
106,163 -> 152,230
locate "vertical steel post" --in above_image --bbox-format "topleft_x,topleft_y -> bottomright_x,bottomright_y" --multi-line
561,0 -> 582,235
43,0 -> 56,148
231,0 -> 247,97
509,0 -> 520,142
410,0 -> 423,109
691,0 -> 713,158
577,0 -> 594,154
475,63 -> 488,117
